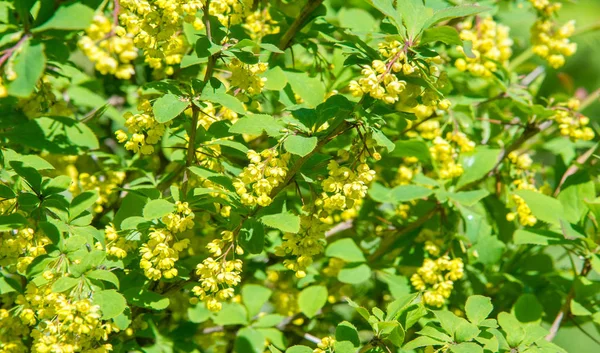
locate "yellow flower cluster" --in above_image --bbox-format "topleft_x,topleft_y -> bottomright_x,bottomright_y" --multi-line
192,231 -> 243,312
13,283 -> 117,353
78,171 -> 126,213
455,17 -> 513,77
209,0 -> 253,27
551,98 -> 594,141
415,229 -> 444,257
0,308 -> 29,353
275,215 -> 329,278
233,149 -> 290,207
528,0 -> 576,69
119,0 -> 204,75
348,41 -> 409,104
0,228 -> 50,273
349,40 -> 450,113
163,201 -> 195,233
229,58 -> 268,96
243,7 -> 280,41
430,132 -> 475,180
116,98 -> 170,154
100,224 -> 137,259
78,14 -> 138,79
506,152 -> 538,227
266,270 -> 301,317
140,228 -> 191,280
313,336 -> 336,353
394,157 -> 421,186
319,160 -> 375,214
410,256 -> 464,307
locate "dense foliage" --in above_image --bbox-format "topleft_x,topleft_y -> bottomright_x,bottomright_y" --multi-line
0,0 -> 599,353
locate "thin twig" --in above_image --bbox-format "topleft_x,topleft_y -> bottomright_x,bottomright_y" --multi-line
277,0 -> 324,51
0,34 -> 30,68
546,258 -> 592,341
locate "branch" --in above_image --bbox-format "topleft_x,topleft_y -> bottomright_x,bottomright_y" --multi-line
277,0 -> 324,51
0,34 -> 30,68
546,258 -> 592,341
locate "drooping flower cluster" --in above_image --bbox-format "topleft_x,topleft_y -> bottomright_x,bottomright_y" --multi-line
233,149 -> 290,207
551,98 -> 594,141
528,0 -> 577,69
13,282 -> 117,353
243,7 -> 280,41
0,227 -> 51,273
208,0 -> 253,26
140,204 -> 192,280
319,160 -> 376,215
455,17 -> 513,77
275,215 -> 330,278
191,230 -> 243,312
415,229 -> 444,257
78,170 -> 127,213
410,256 -> 465,307
99,224 -> 137,259
0,307 -> 29,353
313,336 -> 336,353
78,14 -> 138,79
429,132 -> 474,180
506,152 -> 538,227
116,98 -> 171,154
228,58 -> 268,96
118,0 -> 204,76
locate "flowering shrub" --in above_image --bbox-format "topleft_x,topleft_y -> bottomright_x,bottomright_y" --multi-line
0,0 -> 599,352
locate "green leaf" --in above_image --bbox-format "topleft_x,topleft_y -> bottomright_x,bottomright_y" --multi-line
513,229 -> 567,245
514,190 -> 564,225
143,199 -> 176,220
338,264 -> 372,284
456,148 -> 501,189
51,277 -> 80,293
94,289 -> 127,319
235,327 -> 265,353
212,302 -> 249,326
369,183 -> 434,204
391,140 -> 430,161
254,314 -> 285,328
86,270 -> 120,289
0,184 -> 16,199
188,303 -> 211,323
570,300 -> 592,316
153,94 -> 189,123
286,346 -> 312,353
298,285 -> 327,318
325,238 -> 365,262
557,181 -> 595,223
465,295 -> 493,325
239,218 -> 265,254
454,321 -> 480,342
123,288 -> 170,311
7,40 -> 45,98
513,294 -> 542,322
283,135 -> 318,157
0,214 -> 29,231
423,5 -> 489,30
260,212 -> 300,233
33,2 -> 94,31
242,284 -> 272,318
369,0 -> 405,37
403,336 -> 446,349
497,312 -> 525,347
284,71 -> 326,108
372,129 -> 395,152
333,341 -> 354,353
70,191 -> 99,221
262,67 -> 288,91
200,91 -> 246,115
229,114 -> 284,137
450,342 -> 483,353
449,190 -> 490,207
335,321 -> 360,347
421,26 -> 462,45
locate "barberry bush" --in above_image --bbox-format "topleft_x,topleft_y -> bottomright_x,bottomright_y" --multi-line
1,0 -> 599,352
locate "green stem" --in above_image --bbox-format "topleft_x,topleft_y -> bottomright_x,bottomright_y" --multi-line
181,105 -> 199,198
508,48 -> 534,71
